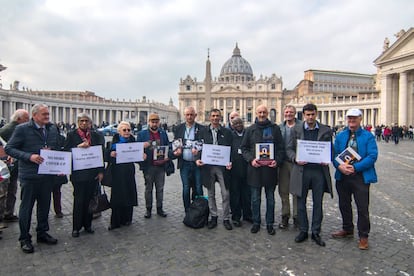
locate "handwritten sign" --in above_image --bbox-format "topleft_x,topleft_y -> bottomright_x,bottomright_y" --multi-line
296,139 -> 331,164
72,145 -> 104,171
38,149 -> 72,175
116,142 -> 144,164
201,144 -> 230,166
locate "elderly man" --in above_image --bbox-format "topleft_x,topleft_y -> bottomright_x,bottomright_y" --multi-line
287,103 -> 333,246
278,105 -> 301,229
241,105 -> 285,235
332,108 -> 378,250
0,109 -> 30,229
196,109 -> 233,230
173,106 -> 204,213
5,104 -> 60,253
227,110 -> 240,129
137,113 -> 171,219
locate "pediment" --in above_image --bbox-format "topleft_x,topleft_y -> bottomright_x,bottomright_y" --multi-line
374,28 -> 414,65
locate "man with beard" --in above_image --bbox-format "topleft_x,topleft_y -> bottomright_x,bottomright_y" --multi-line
137,113 -> 171,219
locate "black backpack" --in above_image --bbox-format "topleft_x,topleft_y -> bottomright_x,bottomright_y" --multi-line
183,197 -> 209,229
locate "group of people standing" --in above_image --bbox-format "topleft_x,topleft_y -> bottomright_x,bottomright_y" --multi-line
1,105 -> 173,254
0,101 -> 378,254
173,103 -> 378,250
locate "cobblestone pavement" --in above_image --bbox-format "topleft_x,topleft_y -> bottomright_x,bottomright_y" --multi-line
0,139 -> 413,275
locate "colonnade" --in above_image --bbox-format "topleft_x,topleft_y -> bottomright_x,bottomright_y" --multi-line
0,89 -> 179,126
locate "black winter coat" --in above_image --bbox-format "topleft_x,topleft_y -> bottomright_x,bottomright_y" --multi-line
240,120 -> 285,188
63,129 -> 105,183
106,133 -> 138,207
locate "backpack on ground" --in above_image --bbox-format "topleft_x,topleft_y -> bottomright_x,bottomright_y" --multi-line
183,197 -> 209,229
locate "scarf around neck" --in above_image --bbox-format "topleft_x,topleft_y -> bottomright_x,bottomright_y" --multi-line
77,128 -> 91,144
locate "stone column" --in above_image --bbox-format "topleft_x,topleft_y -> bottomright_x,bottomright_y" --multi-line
380,74 -> 392,125
399,71 -> 408,126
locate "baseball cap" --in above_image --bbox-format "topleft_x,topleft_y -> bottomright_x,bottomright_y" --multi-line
346,109 -> 362,117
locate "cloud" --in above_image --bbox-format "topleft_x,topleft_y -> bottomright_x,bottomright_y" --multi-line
0,0 -> 413,105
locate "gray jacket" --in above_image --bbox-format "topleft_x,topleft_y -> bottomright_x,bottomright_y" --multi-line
286,121 -> 333,198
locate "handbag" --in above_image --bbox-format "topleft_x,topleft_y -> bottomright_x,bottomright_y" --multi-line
88,184 -> 111,214
101,163 -> 113,187
165,159 -> 175,176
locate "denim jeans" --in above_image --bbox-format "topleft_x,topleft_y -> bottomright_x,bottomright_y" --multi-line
179,160 -> 203,210
251,185 -> 275,226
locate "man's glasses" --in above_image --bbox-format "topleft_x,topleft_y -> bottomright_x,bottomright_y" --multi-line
122,129 -> 131,132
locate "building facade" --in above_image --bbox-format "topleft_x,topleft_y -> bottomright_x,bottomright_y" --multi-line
178,44 -> 284,125
0,75 -> 179,126
288,69 -> 380,127
374,27 -> 414,126
180,28 -> 413,128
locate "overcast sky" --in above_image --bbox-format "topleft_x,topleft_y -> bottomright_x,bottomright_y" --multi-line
0,0 -> 413,106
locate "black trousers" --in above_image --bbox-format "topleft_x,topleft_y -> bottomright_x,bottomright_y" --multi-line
72,180 -> 97,231
230,173 -> 252,221
18,177 -> 54,241
336,173 -> 370,238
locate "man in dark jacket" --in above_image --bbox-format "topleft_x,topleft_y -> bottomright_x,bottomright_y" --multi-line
286,103 -> 333,247
0,109 -> 29,227
5,104 -> 60,253
196,109 -> 233,230
241,105 -> 285,235
172,106 -> 204,213
137,113 -> 171,219
229,117 -> 252,227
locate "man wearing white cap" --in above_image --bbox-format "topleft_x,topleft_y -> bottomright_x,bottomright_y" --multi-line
332,108 -> 378,250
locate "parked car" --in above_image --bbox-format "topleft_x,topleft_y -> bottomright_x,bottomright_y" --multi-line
97,124 -> 118,136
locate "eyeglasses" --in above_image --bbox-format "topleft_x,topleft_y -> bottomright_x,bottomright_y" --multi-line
122,129 -> 131,132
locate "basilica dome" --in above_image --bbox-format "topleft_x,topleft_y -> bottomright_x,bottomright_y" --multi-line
220,44 -> 253,81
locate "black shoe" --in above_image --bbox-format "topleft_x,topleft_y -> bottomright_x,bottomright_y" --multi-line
85,227 -> 95,234
311,233 -> 326,247
207,216 -> 218,229
295,232 -> 308,243
55,213 -> 64,218
278,216 -> 289,229
4,214 -> 19,222
251,224 -> 260,234
223,220 -> 233,230
37,233 -> 58,245
20,240 -> 34,253
233,220 -> 242,227
72,230 -> 80,238
267,225 -> 276,235
157,208 -> 167,217
144,209 -> 152,219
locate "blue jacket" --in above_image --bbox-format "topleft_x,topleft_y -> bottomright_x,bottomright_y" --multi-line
137,128 -> 172,172
333,127 -> 378,184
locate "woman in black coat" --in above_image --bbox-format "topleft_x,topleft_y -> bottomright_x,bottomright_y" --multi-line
106,121 -> 138,230
64,113 -> 105,238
